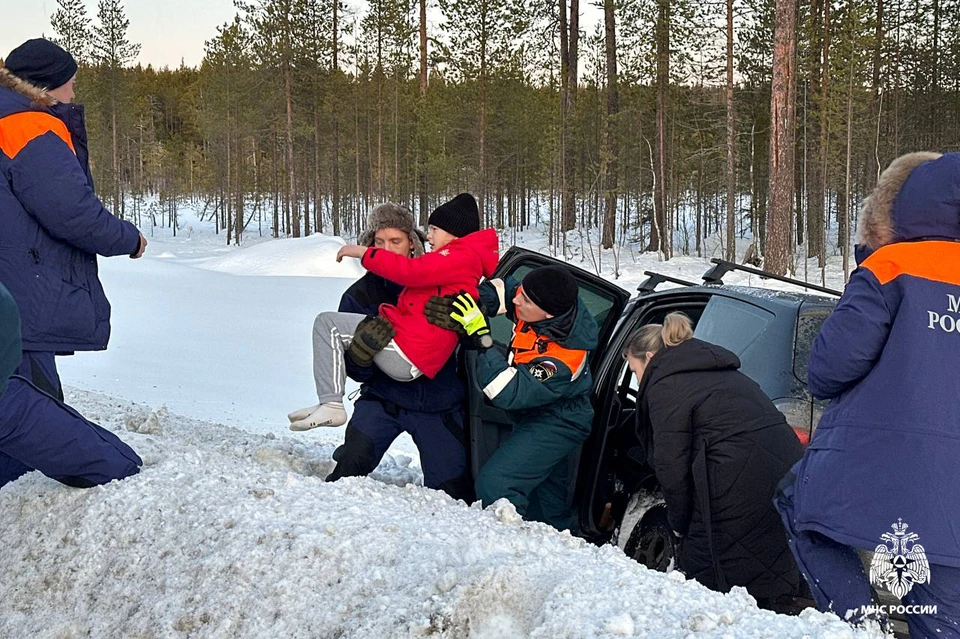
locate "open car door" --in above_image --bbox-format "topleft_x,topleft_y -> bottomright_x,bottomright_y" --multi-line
464,247 -> 630,486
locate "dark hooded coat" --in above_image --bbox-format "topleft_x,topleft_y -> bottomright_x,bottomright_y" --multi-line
638,338 -> 803,604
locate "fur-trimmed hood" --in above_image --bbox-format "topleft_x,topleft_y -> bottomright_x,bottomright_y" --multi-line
357,202 -> 426,257
0,66 -> 58,109
857,151 -> 960,252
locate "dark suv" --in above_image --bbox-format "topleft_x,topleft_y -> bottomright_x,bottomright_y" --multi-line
464,247 -> 838,597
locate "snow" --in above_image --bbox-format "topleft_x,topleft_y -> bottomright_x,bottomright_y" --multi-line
1,389 -> 878,638
2,206 -> 880,637
184,233 -> 365,279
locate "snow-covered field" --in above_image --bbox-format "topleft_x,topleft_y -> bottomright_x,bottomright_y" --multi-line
1,207 -> 877,638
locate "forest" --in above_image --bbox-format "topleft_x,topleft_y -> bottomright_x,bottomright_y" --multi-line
31,0 -> 960,277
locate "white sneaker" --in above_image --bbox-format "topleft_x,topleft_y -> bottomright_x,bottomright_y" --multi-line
287,403 -> 320,423
289,402 -> 347,430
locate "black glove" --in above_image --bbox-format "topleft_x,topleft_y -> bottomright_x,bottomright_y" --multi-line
424,293 -> 467,335
346,315 -> 396,367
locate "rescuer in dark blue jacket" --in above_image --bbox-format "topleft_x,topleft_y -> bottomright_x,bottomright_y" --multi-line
318,204 -> 471,500
0,39 -> 147,401
776,152 -> 960,637
0,39 -> 143,488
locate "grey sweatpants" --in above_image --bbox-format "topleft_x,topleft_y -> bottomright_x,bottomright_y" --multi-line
312,312 -> 421,404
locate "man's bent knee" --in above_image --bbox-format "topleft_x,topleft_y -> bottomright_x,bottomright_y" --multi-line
475,466 -> 513,507
326,428 -> 378,482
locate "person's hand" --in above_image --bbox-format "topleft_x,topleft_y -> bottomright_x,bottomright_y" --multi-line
130,233 -> 147,259
450,293 -> 490,340
424,294 -> 466,334
336,244 -> 366,262
346,315 -> 396,367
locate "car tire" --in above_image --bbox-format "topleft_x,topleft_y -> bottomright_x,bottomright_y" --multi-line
623,503 -> 678,572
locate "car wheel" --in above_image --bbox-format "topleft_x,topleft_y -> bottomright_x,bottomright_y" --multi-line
623,503 -> 678,572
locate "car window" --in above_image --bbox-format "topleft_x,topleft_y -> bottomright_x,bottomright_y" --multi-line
693,296 -> 775,355
488,264 -> 618,348
794,309 -> 831,383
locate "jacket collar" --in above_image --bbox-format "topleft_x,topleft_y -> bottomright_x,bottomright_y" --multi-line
0,67 -> 58,109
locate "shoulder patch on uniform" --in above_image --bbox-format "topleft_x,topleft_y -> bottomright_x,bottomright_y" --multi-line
529,361 -> 558,382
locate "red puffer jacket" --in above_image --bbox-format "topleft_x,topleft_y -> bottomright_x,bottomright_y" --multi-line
361,228 -> 499,378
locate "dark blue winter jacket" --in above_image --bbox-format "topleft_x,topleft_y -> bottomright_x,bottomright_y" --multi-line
0,282 -> 21,399
793,152 -> 960,568
0,69 -> 141,353
339,272 -> 464,413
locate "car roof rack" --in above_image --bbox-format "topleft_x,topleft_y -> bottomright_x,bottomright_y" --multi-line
638,271 -> 697,294
701,259 -> 842,297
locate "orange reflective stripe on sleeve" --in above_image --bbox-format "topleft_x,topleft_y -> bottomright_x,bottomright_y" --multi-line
0,111 -> 76,159
862,241 -> 960,286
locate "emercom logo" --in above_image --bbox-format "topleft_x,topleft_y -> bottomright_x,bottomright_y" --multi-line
869,519 -> 931,599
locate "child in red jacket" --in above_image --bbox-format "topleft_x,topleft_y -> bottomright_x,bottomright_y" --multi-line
288,194 -> 499,430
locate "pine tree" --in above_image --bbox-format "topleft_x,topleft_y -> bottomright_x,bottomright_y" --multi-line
201,17 -> 254,244
601,0 -> 619,250
50,0 -> 92,66
91,0 -> 141,217
438,0 -> 528,221
764,0 -> 797,275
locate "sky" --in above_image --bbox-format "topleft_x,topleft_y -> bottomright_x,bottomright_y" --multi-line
5,0 -> 603,70
5,0 -> 238,68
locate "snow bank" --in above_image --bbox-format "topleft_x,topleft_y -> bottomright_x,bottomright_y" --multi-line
58,246 -> 362,439
187,233 -> 365,279
0,390 -> 878,639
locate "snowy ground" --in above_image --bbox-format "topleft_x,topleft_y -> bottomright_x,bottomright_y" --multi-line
2,206 -> 878,637
1,389 -> 876,638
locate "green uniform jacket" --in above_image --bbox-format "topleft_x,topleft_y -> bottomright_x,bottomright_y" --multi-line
0,282 -> 22,398
475,276 -> 598,436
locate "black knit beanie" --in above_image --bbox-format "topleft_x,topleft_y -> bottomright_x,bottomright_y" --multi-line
5,39 -> 78,91
522,265 -> 579,317
428,193 -> 480,238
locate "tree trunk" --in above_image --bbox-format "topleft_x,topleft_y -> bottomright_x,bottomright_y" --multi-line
843,52 -> 855,280
867,0 -> 883,187
560,0 -> 579,233
112,95 -> 120,216
377,16 -> 384,197
227,126 -> 233,245
419,0 -> 428,96
932,0 -> 940,145
601,0 -> 618,249
649,0 -> 670,255
332,0 -> 341,236
805,0 -> 822,259
765,0 -> 797,275
480,2 -> 488,223
725,0 -> 736,261
284,59 -> 298,237
817,0 -> 830,269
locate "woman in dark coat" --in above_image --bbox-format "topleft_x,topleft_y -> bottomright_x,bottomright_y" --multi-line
625,312 -> 803,608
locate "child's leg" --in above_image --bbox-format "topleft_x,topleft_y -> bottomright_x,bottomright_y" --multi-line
372,341 -> 422,382
311,311 -> 366,403
291,312 -> 365,431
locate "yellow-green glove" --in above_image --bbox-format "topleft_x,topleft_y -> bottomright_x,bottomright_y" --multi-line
450,293 -> 492,347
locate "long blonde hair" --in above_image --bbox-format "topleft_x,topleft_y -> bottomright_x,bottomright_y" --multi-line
624,312 -> 694,362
